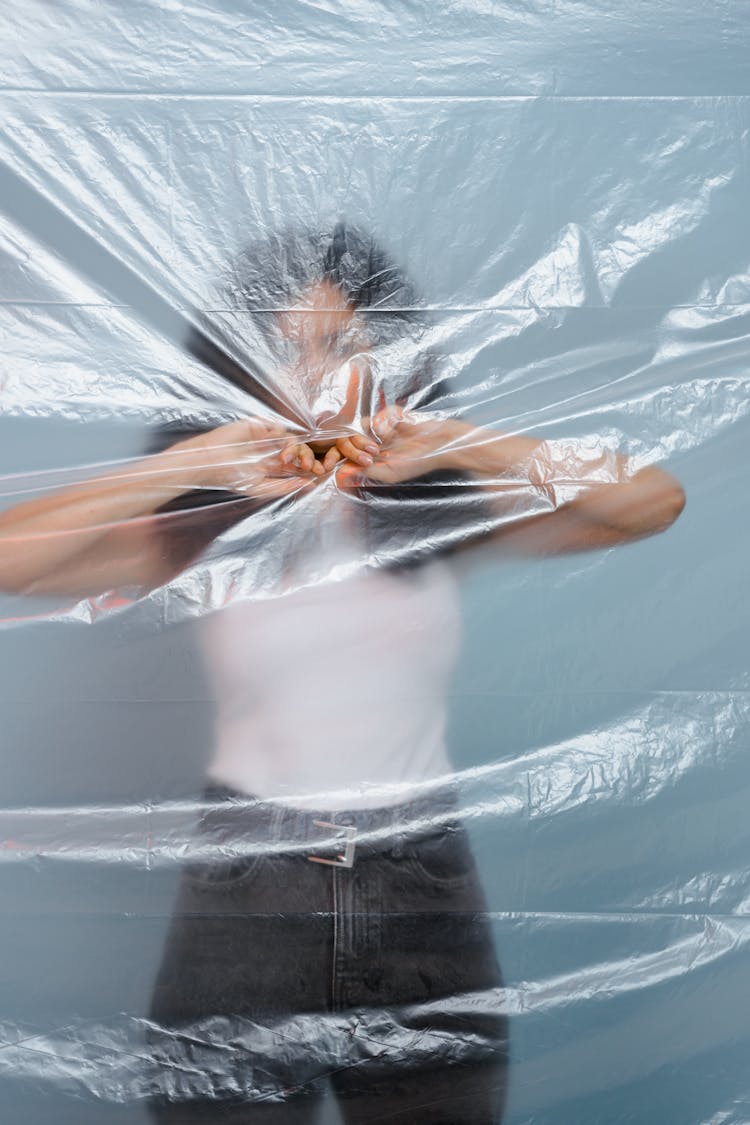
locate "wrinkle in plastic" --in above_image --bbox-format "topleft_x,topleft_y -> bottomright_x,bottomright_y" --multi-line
0,4 -> 748,1124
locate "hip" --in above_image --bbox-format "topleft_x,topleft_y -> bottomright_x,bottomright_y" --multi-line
150,781 -> 504,1022
177,779 -> 489,911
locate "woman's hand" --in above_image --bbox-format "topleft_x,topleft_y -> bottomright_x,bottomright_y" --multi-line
317,431 -> 380,473
171,418 -> 318,499
180,416 -> 385,489
280,440 -> 327,477
336,407 -> 461,486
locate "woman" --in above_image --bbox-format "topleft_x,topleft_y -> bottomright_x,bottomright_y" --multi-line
0,224 -> 685,1123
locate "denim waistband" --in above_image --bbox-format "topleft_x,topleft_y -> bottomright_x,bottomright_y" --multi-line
196,780 -> 464,861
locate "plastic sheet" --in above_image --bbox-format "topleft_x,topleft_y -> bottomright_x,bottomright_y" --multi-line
0,4 -> 748,1123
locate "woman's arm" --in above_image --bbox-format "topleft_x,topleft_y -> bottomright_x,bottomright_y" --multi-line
350,412 -> 686,554
442,423 -> 685,553
0,419 -> 301,596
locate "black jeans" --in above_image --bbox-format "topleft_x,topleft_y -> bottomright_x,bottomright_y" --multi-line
146,783 -> 509,1123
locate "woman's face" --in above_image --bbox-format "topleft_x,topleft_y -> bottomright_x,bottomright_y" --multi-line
274,280 -> 371,421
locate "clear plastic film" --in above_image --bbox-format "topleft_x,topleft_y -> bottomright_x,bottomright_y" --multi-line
0,3 -> 748,1123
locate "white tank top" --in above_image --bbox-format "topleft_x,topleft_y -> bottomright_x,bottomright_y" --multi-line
202,558 -> 462,810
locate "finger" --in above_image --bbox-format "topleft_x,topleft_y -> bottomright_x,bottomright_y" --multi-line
280,443 -> 300,466
281,443 -> 316,473
307,435 -> 339,455
348,433 -> 379,455
337,437 -> 373,467
322,446 -> 343,472
298,444 -> 319,473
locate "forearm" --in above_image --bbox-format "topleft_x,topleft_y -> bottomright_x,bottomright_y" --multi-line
0,448 -> 213,591
440,422 -> 686,540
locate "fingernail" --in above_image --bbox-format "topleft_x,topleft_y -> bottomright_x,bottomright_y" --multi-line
359,454 -> 374,466
364,443 -> 378,454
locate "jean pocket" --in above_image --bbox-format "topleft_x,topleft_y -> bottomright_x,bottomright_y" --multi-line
407,824 -> 478,888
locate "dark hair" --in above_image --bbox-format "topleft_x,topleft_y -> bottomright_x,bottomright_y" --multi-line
227,221 -> 417,320
146,223 -> 489,576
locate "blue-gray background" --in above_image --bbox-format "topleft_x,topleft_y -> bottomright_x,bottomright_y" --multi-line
0,2 -> 749,1122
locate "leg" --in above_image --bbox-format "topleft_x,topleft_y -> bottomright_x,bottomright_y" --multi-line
145,848 -> 334,1122
329,822 -> 510,1123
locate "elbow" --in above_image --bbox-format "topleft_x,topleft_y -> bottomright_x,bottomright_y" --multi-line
663,479 -> 686,529
673,482 -> 687,519
615,469 -> 686,541
650,477 -> 686,536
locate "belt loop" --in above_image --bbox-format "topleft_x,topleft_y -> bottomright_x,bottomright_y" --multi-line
385,806 -> 404,860
269,801 -> 285,852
